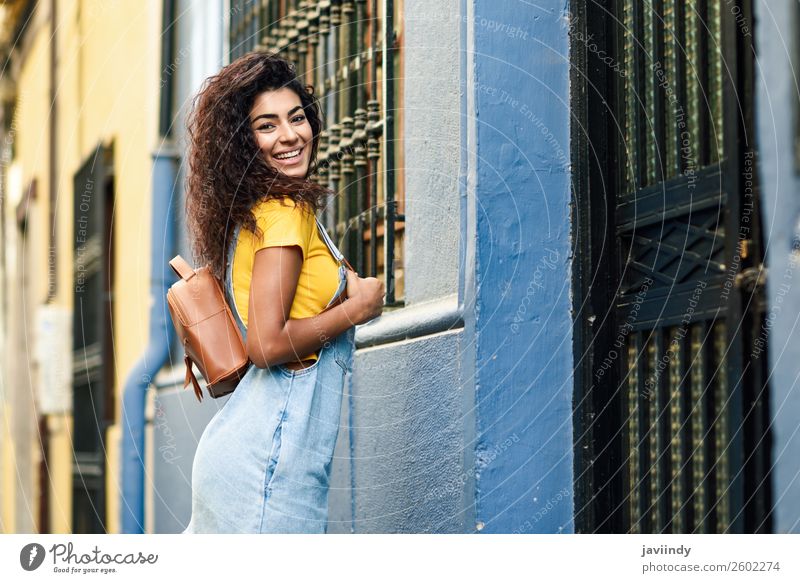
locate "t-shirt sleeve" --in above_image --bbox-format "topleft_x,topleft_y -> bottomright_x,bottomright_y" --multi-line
252,198 -> 315,261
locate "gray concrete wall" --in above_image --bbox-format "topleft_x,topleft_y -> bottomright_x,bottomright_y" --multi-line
403,1 -> 463,305
151,377 -> 227,533
329,329 -> 465,533
327,0 -> 468,532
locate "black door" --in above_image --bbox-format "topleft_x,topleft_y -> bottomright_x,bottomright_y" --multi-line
572,0 -> 771,533
72,144 -> 115,533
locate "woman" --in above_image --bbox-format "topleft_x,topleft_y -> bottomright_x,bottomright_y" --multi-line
181,52 -> 385,533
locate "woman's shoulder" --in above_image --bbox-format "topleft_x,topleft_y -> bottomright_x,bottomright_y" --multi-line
251,196 -> 314,219
247,196 -> 317,246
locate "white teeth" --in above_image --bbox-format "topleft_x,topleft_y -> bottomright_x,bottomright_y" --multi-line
274,148 -> 301,160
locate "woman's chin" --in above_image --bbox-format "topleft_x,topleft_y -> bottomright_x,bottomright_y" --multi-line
272,165 -> 308,178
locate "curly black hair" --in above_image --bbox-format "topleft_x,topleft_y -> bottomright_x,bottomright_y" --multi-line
185,51 -> 331,279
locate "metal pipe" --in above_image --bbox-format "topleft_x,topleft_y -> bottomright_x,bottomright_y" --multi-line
120,0 -> 177,534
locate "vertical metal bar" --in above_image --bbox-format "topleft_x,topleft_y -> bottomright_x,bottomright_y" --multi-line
347,0 -> 359,112
644,332 -> 654,531
250,0 -> 257,53
654,0 -> 666,185
643,0 -> 665,186
704,318 -> 718,533
328,123 -> 342,232
663,0 -> 679,178
684,0 -> 705,170
382,0 -> 397,302
668,326 -> 684,532
332,0 -> 345,233
329,0 -> 344,233
339,2 -> 356,265
258,0 -> 267,51
697,0 -> 710,165
675,0 -> 686,175
230,0 -> 239,60
286,0 -> 298,63
628,332 -> 642,532
265,0 -> 275,53
707,0 -> 724,163
659,327 -> 672,531
354,0 -> 368,275
647,328 -> 663,533
367,0 -> 380,277
639,331 -> 651,532
690,321 -> 708,532
296,2 -> 306,76
274,0 -> 283,54
263,0 -> 272,53
240,0 -> 247,52
276,0 -> 289,56
319,1 -> 335,227
623,0 -> 639,194
308,2 -> 320,86
255,0 -> 264,50
681,318 -> 695,531
633,0 -> 647,189
748,307 -> 772,532
713,319 -> 730,532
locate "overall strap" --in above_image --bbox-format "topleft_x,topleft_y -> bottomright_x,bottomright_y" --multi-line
224,224 -> 248,339
314,216 -> 354,272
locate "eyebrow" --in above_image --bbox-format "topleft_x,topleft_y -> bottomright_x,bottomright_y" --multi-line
251,105 -> 304,124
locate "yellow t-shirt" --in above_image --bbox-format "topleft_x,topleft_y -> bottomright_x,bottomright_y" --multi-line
231,197 -> 341,362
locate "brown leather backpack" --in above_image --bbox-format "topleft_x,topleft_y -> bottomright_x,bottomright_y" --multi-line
166,256 -> 250,402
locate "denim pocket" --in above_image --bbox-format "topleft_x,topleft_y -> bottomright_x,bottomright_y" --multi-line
333,327 -> 355,373
333,352 -> 348,373
263,414 -> 284,500
277,357 -> 321,378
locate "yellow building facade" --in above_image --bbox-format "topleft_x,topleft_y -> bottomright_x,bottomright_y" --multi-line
1,0 -> 162,533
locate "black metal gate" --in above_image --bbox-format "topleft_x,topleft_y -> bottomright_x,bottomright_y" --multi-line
71,144 -> 115,533
572,0 -> 772,533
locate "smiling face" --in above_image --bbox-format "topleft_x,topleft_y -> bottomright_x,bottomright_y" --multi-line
249,87 -> 314,178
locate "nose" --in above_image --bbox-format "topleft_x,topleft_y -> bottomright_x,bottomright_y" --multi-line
277,121 -> 300,144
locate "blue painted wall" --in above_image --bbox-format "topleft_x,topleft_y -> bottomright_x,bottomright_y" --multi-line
754,0 -> 800,533
466,0 -> 575,533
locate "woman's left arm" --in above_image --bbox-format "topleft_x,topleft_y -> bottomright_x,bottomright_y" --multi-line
245,244 -> 367,367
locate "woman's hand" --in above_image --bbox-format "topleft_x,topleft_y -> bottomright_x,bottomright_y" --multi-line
345,269 -> 385,324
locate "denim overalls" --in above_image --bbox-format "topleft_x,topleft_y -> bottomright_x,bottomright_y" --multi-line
182,215 -> 355,534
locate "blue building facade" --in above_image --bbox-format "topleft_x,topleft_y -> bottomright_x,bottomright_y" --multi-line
753,0 -> 800,534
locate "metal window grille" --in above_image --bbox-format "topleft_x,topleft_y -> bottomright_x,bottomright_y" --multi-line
229,0 -> 405,304
573,0 -> 771,533
617,0 -> 770,534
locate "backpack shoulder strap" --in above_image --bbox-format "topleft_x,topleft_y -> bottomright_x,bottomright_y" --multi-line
169,255 -> 196,281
